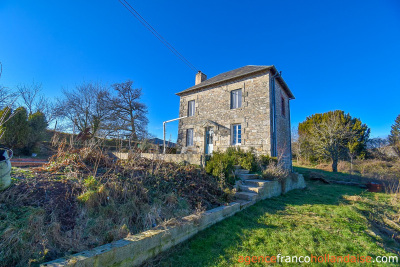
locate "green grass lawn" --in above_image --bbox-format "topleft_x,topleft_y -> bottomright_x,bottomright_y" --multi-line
145,169 -> 400,266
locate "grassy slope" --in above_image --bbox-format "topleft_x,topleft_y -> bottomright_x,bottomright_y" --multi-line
147,168 -> 399,266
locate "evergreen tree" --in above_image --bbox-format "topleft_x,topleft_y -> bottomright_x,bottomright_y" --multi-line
0,107 -> 30,149
389,114 -> 400,145
298,110 -> 370,172
27,111 -> 48,153
389,114 -> 400,157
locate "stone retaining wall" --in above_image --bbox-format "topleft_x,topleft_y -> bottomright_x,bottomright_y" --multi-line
42,203 -> 240,267
140,153 -> 204,166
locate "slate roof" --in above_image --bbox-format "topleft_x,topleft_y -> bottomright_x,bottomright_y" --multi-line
176,65 -> 294,99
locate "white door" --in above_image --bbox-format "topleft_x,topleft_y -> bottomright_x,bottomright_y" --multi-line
205,127 -> 213,155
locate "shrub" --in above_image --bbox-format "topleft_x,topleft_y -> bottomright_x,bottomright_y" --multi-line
83,175 -> 100,190
0,107 -> 30,150
205,150 -> 235,184
205,147 -> 260,184
262,162 -> 290,194
262,161 -> 288,181
27,111 -> 48,154
258,155 -> 278,169
225,147 -> 258,172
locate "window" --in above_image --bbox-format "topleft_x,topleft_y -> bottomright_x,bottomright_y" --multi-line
186,128 -> 194,146
231,124 -> 242,145
188,100 -> 195,117
281,96 -> 286,117
230,89 -> 242,109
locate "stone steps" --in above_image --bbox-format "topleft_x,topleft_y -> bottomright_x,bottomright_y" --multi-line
237,173 -> 258,180
234,167 -> 277,207
244,179 -> 271,187
235,169 -> 250,175
233,165 -> 242,170
239,184 -> 263,194
234,166 -> 262,206
234,166 -> 306,209
234,191 -> 258,201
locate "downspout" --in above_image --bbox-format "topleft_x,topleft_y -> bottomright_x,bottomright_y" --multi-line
288,100 -> 293,172
270,71 -> 281,157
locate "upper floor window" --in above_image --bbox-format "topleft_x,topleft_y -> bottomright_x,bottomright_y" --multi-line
186,128 -> 194,146
230,89 -> 242,109
231,124 -> 242,145
188,100 -> 195,117
281,96 -> 286,117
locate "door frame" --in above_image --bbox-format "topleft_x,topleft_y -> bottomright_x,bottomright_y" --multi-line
205,127 -> 213,155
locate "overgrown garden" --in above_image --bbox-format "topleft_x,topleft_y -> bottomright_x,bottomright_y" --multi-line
0,143 -> 234,266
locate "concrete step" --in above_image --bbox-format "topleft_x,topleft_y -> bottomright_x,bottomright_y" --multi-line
237,173 -> 259,180
235,199 -> 255,209
235,169 -> 250,175
239,185 -> 263,194
244,179 -> 272,187
235,191 -> 258,201
234,165 -> 242,170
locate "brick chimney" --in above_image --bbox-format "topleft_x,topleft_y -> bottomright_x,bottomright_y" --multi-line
195,71 -> 207,85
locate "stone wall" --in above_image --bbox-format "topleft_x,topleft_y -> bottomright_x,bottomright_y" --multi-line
177,70 -> 272,155
141,153 -> 204,166
42,203 -> 241,267
274,80 -> 292,170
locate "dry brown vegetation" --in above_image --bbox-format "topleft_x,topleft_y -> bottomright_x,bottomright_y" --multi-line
0,144 -> 233,266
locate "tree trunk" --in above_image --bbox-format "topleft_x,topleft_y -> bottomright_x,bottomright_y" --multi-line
332,158 -> 338,172
350,156 -> 353,174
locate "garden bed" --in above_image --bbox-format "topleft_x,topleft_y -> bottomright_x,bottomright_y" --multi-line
0,146 -> 233,266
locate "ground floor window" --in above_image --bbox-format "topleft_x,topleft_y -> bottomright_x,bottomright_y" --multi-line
231,124 -> 241,145
186,128 -> 194,146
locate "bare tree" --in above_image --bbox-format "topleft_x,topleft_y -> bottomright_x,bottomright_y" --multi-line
368,137 -> 389,150
56,82 -> 111,137
17,81 -> 42,115
0,85 -> 18,110
308,113 -> 354,172
0,63 -> 20,139
367,137 -> 391,159
291,127 -> 301,162
108,80 -> 148,148
16,81 -> 57,126
37,95 -> 57,125
0,98 -> 20,139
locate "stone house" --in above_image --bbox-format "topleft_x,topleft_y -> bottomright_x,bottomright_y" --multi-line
176,65 -> 295,170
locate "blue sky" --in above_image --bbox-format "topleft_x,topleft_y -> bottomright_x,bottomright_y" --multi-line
1,0 -> 399,140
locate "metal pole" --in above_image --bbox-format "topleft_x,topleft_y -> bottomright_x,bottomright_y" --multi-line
163,122 -> 166,154
163,116 -> 187,154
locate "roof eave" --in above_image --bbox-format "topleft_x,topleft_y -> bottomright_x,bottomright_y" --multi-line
176,66 -> 273,96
